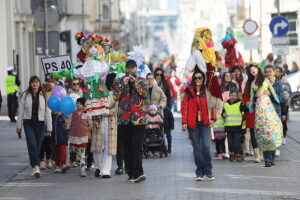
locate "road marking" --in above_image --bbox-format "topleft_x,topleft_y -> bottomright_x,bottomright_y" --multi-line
185,187 -> 300,197
1,182 -> 52,187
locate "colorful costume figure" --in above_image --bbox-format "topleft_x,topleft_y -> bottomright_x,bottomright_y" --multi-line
75,32 -> 87,63
250,78 -> 283,151
221,27 -> 244,72
185,27 -> 223,110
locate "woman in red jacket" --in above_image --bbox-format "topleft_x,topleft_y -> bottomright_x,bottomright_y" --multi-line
181,70 -> 216,181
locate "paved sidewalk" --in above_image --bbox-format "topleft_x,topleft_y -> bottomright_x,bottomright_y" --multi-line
0,113 -> 300,200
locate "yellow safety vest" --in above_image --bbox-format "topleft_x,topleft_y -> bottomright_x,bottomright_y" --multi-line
4,75 -> 19,94
214,113 -> 225,130
224,101 -> 242,126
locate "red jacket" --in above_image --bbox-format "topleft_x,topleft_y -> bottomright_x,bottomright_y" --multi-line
242,86 -> 255,129
181,86 -> 216,129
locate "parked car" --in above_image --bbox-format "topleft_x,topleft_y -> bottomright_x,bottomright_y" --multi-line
287,71 -> 300,111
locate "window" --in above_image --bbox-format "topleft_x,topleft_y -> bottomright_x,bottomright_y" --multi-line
103,4 -> 109,20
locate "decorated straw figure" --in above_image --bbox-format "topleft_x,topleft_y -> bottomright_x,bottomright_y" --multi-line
221,27 -> 244,72
185,27 -> 223,110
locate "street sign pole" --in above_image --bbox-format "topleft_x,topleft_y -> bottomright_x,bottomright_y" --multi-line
249,0 -> 252,61
44,0 -> 49,56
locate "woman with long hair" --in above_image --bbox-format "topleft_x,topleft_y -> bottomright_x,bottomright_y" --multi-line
16,76 -> 52,178
231,65 -> 248,94
154,68 -> 172,109
220,72 -> 238,93
247,64 -> 283,167
181,69 -> 216,181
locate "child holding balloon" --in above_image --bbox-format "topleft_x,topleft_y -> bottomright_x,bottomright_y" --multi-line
68,98 -> 92,177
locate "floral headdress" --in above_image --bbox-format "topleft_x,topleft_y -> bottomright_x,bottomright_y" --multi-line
82,34 -> 112,55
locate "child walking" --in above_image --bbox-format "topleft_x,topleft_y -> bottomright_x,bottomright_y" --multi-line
51,112 -> 69,173
222,89 -> 247,162
213,112 -> 227,160
69,98 -> 92,177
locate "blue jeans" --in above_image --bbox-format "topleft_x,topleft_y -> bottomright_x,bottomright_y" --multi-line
188,122 -> 212,176
23,120 -> 45,167
227,131 -> 241,154
263,150 -> 275,163
165,130 -> 172,150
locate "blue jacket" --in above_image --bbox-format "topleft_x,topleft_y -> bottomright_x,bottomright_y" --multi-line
51,113 -> 68,145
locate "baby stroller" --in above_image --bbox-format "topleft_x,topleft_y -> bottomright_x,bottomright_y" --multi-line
143,110 -> 168,159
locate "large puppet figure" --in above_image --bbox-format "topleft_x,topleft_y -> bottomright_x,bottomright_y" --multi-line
185,27 -> 223,110
221,27 -> 244,72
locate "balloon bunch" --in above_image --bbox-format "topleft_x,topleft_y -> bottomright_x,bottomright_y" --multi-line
47,86 -> 76,115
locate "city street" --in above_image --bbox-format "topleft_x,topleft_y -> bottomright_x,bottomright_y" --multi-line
0,112 -> 300,200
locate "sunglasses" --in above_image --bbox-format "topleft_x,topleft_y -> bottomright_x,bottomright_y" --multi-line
155,73 -> 163,77
72,83 -> 80,86
194,76 -> 203,80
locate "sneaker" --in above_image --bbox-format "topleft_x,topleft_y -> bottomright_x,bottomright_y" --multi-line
70,162 -> 78,168
101,175 -> 111,178
127,177 -> 135,182
91,164 -> 95,169
195,176 -> 204,181
35,166 -> 41,178
80,168 -> 87,177
134,175 -> 146,183
216,154 -> 222,160
46,159 -> 53,169
235,153 -> 242,162
40,161 -> 46,170
61,165 -> 68,174
282,138 -> 286,145
271,162 -> 275,166
275,149 -> 280,157
265,162 -> 272,167
115,167 -> 124,175
206,174 -> 215,181
222,153 -> 229,159
54,166 -> 61,173
95,169 -> 100,178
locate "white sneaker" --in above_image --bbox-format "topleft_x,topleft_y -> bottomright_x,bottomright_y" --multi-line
275,149 -> 280,157
70,162 -> 78,168
195,176 -> 204,181
46,159 -> 53,169
32,166 -> 41,178
40,161 -> 46,170
31,167 -> 37,177
282,138 -> 286,145
54,166 -> 61,173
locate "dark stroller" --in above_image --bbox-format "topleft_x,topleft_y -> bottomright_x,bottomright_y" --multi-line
143,126 -> 168,159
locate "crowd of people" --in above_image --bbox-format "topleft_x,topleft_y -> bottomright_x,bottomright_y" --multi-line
13,59 -> 177,183
181,60 -> 292,180
2,28 -> 296,184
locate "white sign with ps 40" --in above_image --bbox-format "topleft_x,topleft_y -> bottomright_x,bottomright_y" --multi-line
41,55 -> 72,77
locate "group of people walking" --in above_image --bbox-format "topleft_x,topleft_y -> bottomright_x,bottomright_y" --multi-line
181,62 -> 291,181
15,60 -> 175,183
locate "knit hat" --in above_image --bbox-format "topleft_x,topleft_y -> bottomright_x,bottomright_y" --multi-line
149,105 -> 157,111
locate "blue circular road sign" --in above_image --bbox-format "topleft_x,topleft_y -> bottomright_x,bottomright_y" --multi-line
269,16 -> 289,37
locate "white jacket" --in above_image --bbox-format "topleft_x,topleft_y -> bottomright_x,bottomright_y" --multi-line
17,92 -> 52,132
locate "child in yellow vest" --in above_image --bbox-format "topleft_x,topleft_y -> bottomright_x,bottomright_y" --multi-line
222,89 -> 247,162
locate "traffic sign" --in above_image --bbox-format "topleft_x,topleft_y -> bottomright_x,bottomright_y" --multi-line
243,19 -> 258,35
41,55 -> 72,77
269,16 -> 289,36
270,37 -> 289,45
272,45 -> 289,56
244,35 -> 258,50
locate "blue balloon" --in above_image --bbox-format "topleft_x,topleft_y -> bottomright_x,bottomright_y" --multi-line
59,96 -> 76,115
48,96 -> 61,112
